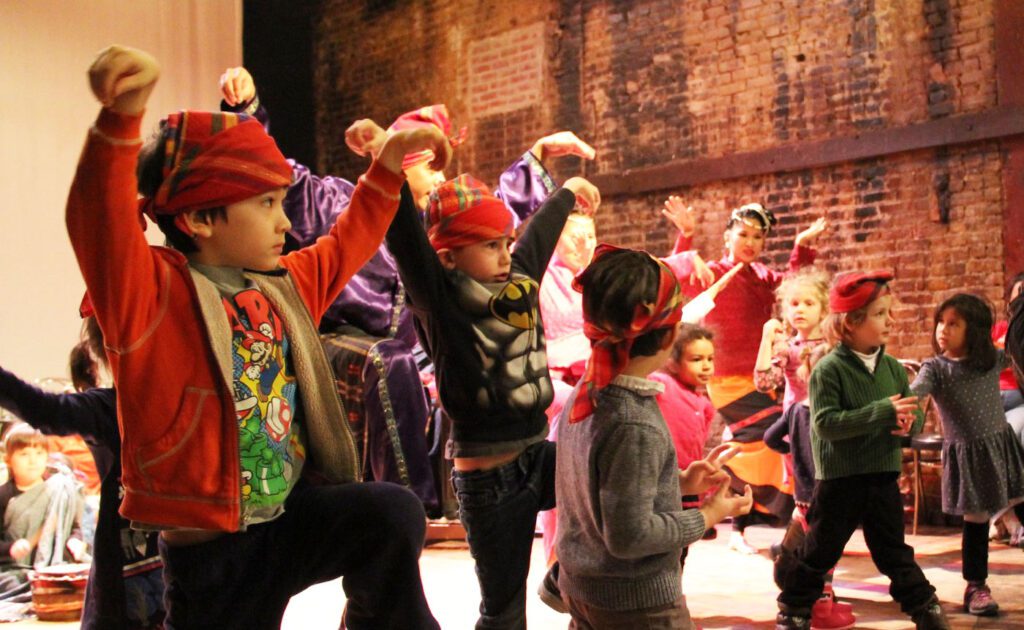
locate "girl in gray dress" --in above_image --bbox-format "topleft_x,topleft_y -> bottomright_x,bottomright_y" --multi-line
912,293 -> 1024,617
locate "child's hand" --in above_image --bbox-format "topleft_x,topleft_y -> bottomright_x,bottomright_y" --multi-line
795,217 -> 828,248
679,444 -> 735,495
66,538 -> 89,562
661,196 -> 697,238
762,318 -> 785,341
701,482 -> 754,527
563,177 -> 601,215
9,539 -> 31,563
889,394 -> 920,435
377,126 -> 452,175
345,119 -> 388,159
529,131 -> 596,162
689,253 -> 715,288
219,67 -> 256,106
88,45 -> 160,115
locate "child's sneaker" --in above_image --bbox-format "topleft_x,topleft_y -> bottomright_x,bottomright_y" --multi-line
963,582 -> 999,616
728,531 -> 758,554
537,563 -> 567,614
810,596 -> 855,630
910,598 -> 950,630
775,610 -> 811,630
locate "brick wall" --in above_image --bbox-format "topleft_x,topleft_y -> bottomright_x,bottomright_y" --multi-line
309,0 -> 1009,359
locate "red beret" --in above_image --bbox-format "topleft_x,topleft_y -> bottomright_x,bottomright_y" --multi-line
829,270 -> 894,313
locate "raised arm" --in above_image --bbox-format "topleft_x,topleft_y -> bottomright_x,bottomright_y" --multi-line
497,132 -> 595,222
385,184 -> 450,313
512,177 -> 599,279
67,45 -> 163,351
282,126 -> 450,322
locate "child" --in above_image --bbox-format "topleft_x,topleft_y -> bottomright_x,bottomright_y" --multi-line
0,317 -> 164,629
666,198 -> 827,553
651,323 -> 717,511
556,245 -> 752,627
221,68 -> 595,515
757,271 -> 857,629
910,293 -> 1024,616
67,45 -> 448,628
775,271 -> 948,630
385,169 -> 598,627
757,272 -> 836,603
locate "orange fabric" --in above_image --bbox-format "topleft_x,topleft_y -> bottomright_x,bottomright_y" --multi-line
66,109 -> 403,531
722,440 -> 792,514
707,374 -> 759,410
46,435 -> 100,495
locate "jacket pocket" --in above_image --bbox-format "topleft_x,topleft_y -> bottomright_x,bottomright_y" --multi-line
135,387 -> 219,493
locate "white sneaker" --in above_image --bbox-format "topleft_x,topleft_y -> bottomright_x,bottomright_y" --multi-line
728,532 -> 758,555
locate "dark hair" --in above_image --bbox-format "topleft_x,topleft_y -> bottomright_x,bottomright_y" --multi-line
725,203 -> 777,233
932,293 -> 997,372
137,124 -> 226,253
69,316 -> 108,393
670,324 -> 714,363
576,249 -> 674,358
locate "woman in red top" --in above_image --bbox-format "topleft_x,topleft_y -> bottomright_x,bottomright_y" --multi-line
668,199 -> 826,553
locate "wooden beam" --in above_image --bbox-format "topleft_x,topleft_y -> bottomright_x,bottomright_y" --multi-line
590,106 -> 1024,196
995,0 -> 1024,277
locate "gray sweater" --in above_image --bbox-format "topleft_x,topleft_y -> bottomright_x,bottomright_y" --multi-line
556,375 -> 707,611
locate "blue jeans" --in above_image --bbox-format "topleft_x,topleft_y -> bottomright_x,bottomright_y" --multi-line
452,441 -> 557,629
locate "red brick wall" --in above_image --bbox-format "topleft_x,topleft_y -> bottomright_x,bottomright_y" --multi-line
310,0 -> 1007,359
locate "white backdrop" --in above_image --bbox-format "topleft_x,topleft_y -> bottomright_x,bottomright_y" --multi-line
0,0 -> 242,380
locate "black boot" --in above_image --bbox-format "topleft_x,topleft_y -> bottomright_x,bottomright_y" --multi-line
911,597 -> 950,630
775,606 -> 811,630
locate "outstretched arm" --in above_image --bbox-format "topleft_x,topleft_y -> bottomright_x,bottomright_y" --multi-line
0,366 -> 118,449
67,45 -> 162,352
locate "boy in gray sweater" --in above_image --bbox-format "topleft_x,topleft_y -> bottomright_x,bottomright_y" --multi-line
556,245 -> 753,628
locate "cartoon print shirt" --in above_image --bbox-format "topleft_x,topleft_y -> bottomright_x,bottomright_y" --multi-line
192,264 -> 306,526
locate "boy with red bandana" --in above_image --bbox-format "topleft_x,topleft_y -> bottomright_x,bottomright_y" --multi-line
386,172 -> 598,628
66,45 -> 448,628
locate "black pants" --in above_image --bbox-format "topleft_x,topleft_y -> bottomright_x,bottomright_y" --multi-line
452,441 -> 557,630
160,480 -> 438,630
777,472 -> 935,615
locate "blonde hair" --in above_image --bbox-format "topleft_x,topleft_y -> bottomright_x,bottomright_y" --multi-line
776,269 -> 830,335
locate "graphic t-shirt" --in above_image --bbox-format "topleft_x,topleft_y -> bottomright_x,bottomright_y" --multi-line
192,264 -> 306,526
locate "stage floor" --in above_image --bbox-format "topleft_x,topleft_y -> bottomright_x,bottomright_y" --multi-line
10,523 -> 1024,628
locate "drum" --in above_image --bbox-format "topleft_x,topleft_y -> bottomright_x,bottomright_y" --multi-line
29,563 -> 90,622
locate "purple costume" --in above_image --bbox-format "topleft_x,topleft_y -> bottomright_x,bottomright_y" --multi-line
228,96 -> 560,512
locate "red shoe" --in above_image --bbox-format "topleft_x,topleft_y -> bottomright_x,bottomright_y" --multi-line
811,596 -> 855,630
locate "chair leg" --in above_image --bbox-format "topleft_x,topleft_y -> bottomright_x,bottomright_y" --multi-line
912,449 -> 920,536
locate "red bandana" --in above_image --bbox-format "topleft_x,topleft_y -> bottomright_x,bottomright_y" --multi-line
387,105 -> 467,170
426,174 -> 514,251
829,270 -> 893,313
569,244 -> 684,422
138,111 -> 292,220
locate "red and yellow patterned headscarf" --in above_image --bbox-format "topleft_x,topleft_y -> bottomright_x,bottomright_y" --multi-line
387,105 -> 468,170
569,244 -> 684,422
426,174 -> 515,251
139,111 -> 292,220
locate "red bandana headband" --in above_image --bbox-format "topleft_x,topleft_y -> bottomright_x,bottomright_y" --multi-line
138,111 -> 292,221
426,174 -> 514,251
387,105 -> 467,170
569,244 -> 684,422
829,270 -> 894,313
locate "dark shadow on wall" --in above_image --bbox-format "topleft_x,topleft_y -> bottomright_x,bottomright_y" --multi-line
243,0 -> 317,169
